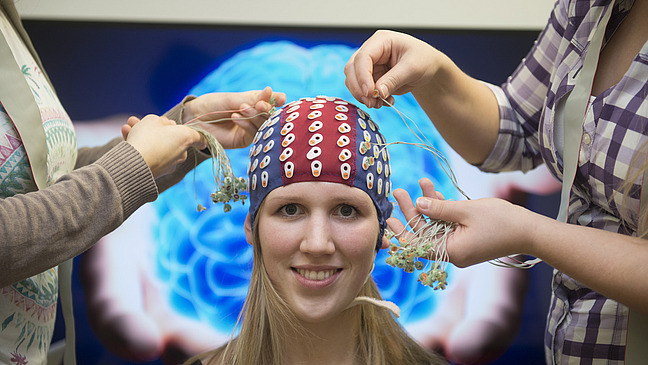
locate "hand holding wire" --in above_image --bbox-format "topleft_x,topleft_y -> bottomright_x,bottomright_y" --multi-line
125,114 -> 206,178
183,87 -> 286,149
386,178 -> 455,290
179,87 -> 287,213
344,30 -> 442,109
371,89 -> 538,289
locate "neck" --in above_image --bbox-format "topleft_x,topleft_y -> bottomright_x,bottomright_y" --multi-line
592,0 -> 648,96
284,308 -> 360,365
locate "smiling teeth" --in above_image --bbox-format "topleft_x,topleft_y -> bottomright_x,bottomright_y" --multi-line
297,269 -> 336,280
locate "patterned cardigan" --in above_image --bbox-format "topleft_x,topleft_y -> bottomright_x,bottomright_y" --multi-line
0,2 -> 206,363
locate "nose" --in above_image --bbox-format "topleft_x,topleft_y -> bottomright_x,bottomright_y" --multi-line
300,213 -> 335,256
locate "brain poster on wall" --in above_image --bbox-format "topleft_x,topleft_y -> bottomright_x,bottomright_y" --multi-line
77,40 -> 556,363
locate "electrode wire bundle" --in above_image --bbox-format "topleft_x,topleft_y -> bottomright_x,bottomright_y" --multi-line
372,91 -> 540,289
184,105 -> 275,212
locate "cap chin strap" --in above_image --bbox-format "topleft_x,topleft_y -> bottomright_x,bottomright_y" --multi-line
347,296 -> 401,318
345,263 -> 401,318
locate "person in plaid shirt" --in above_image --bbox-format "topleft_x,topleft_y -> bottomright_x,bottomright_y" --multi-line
345,0 -> 647,363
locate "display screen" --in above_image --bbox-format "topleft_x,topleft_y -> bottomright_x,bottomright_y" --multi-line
24,20 -> 555,365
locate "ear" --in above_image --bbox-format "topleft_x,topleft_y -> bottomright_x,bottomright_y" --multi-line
244,213 -> 254,246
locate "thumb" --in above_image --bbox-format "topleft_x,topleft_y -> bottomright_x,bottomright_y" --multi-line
375,61 -> 412,99
374,75 -> 397,101
183,125 -> 207,151
121,124 -> 131,141
374,83 -> 391,100
121,116 -> 140,140
415,197 -> 462,223
127,115 -> 141,127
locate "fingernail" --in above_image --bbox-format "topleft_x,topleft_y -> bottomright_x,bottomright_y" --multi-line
379,85 -> 388,99
416,197 -> 430,209
362,84 -> 369,97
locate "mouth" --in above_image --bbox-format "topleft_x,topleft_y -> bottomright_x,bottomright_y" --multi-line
293,268 -> 341,281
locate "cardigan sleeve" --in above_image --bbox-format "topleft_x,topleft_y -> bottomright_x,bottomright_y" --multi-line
1,0 -> 210,286
74,96 -> 209,192
0,142 -> 156,287
0,98 -> 209,287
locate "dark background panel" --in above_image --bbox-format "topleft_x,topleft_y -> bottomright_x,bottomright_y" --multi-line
22,20 -> 554,365
24,21 -> 536,120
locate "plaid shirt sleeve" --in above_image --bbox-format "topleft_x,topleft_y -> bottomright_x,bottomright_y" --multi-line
479,0 -> 569,174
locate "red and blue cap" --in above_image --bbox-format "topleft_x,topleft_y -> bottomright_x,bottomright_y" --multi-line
247,96 -> 393,247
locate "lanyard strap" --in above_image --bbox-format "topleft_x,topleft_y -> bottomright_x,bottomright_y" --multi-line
0,12 -> 76,365
0,24 -> 47,189
556,4 -> 612,223
58,259 -> 76,365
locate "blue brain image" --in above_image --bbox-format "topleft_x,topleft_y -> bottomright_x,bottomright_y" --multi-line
152,41 -> 458,334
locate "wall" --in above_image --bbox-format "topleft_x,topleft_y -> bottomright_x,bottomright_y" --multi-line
16,0 -> 555,30
18,3 -> 558,364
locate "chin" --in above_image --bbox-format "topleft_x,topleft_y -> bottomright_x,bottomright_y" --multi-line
292,302 -> 348,324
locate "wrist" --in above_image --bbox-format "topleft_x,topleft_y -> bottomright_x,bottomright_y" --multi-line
179,95 -> 198,124
514,205 -> 548,258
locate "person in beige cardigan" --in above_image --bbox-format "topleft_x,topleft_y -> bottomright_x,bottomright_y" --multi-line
0,1 -> 286,364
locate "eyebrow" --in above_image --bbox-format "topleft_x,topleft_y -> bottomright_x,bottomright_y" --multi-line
269,192 -> 371,208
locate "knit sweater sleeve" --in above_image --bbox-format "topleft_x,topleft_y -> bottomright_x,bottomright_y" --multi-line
155,95 -> 210,192
74,96 -> 209,192
1,98 -> 209,287
0,142 -> 156,287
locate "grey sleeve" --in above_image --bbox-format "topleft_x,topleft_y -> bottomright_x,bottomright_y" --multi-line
0,142 -> 157,287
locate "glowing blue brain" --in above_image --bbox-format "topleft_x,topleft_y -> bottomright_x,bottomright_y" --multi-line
152,41 -> 456,334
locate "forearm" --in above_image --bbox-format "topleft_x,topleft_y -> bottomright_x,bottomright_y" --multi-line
154,146 -> 208,192
76,96 -> 194,169
419,194 -> 648,313
0,142 -> 157,286
524,212 -> 648,313
77,138 -> 205,195
412,56 -> 500,165
76,137 -> 122,168
154,95 -> 209,191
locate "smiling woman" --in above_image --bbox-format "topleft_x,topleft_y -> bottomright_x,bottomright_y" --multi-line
258,182 -> 380,323
184,96 -> 447,365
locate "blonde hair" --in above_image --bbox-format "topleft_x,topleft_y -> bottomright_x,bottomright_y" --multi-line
185,202 -> 445,365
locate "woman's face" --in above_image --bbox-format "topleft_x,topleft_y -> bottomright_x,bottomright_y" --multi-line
252,181 -> 379,323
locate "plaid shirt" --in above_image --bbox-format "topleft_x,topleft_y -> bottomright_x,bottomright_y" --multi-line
480,0 -> 647,363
